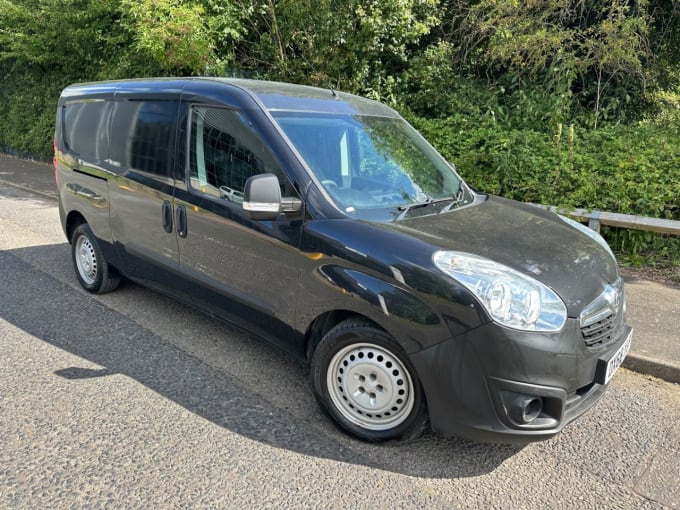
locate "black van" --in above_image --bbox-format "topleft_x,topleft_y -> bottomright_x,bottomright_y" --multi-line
55,78 -> 632,443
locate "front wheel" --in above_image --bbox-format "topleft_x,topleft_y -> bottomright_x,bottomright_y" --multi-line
71,224 -> 120,294
310,318 -> 428,442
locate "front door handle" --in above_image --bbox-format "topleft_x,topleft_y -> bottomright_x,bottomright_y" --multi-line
176,204 -> 187,238
162,200 -> 173,233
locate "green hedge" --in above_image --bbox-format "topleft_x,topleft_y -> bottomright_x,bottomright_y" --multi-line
408,115 -> 680,221
408,114 -> 680,264
0,75 -> 58,159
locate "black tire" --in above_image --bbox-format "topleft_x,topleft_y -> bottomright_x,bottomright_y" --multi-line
310,318 -> 428,442
70,223 -> 120,294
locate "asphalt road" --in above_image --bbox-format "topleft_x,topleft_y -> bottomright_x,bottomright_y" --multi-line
1,183 -> 679,509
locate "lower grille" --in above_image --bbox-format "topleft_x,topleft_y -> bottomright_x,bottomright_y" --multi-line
565,382 -> 598,411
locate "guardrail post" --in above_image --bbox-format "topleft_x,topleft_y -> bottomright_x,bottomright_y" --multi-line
588,211 -> 601,233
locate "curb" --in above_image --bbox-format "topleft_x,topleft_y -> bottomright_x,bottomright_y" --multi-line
0,178 -> 58,201
624,353 -> 680,385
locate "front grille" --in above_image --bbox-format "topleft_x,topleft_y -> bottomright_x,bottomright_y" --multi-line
579,278 -> 624,350
581,313 -> 616,348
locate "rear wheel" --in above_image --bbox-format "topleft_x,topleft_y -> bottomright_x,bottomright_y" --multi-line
311,318 -> 428,442
71,224 -> 120,294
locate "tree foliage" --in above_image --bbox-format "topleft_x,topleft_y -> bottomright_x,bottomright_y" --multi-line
429,0 -> 654,127
121,0 -> 244,74
232,0 -> 439,101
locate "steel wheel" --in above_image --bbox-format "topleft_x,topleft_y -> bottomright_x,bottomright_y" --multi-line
74,234 -> 98,285
70,223 -> 120,294
311,318 -> 428,442
327,343 -> 415,431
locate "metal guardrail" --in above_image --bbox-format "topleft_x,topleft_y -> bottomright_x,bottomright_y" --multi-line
534,205 -> 680,235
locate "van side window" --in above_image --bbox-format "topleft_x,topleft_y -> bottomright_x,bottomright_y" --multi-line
63,100 -> 110,162
109,100 -> 179,178
189,106 -> 281,203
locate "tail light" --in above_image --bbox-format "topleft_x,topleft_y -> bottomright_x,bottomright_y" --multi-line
53,133 -> 59,186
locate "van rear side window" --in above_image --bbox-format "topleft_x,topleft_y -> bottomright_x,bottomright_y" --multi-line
109,100 -> 179,177
63,100 -> 110,162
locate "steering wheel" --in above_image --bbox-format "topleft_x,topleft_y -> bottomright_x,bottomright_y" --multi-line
322,179 -> 338,188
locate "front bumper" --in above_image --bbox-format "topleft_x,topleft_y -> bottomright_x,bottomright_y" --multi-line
409,316 -> 632,443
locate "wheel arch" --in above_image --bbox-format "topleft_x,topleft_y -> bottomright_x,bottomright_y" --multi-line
65,210 -> 87,244
304,310 -> 382,361
300,265 -> 449,360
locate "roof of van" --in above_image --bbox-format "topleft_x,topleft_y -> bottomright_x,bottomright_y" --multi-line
215,78 -> 399,117
62,77 -> 400,118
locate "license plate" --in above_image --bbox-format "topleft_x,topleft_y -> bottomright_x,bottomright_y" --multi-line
604,329 -> 633,384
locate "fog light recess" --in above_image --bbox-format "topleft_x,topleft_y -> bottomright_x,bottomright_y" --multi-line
510,395 -> 543,424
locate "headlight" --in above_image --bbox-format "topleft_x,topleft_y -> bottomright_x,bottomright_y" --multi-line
558,214 -> 615,260
433,251 -> 567,332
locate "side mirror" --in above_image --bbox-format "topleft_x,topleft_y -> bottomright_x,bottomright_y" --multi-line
243,173 -> 302,220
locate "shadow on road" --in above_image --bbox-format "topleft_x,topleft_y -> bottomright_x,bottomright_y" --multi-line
1,243 -> 523,479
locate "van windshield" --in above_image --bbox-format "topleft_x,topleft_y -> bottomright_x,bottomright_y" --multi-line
271,112 -> 470,221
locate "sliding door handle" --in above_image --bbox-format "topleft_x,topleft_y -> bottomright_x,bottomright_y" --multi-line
162,200 -> 173,233
176,204 -> 187,238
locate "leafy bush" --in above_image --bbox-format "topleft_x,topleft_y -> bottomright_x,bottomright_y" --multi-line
406,112 -> 680,265
0,72 -> 57,159
407,114 -> 680,217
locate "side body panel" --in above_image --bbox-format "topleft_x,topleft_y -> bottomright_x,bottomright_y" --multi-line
56,88 -> 118,265
172,84 -> 306,353
106,87 -> 184,282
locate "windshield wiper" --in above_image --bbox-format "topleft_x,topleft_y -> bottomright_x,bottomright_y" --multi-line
396,196 -> 454,221
438,188 -> 466,214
